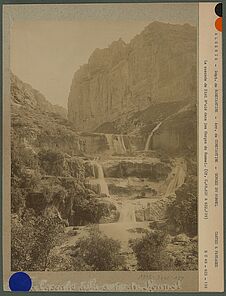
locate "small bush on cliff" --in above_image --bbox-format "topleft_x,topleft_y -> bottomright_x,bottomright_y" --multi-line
129,230 -> 173,271
167,176 -> 197,235
72,229 -> 125,271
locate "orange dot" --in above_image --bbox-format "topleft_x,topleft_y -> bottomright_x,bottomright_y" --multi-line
215,17 -> 222,32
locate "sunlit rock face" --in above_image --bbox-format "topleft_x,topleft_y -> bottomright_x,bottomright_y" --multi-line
68,22 -> 197,131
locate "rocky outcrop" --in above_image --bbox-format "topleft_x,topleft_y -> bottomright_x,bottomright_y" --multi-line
68,22 -> 197,131
11,73 -> 81,156
11,73 -> 67,118
135,196 -> 173,222
102,159 -> 171,180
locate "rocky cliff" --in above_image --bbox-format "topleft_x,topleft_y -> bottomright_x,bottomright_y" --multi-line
11,73 -> 67,118
68,22 -> 197,131
11,73 -> 81,155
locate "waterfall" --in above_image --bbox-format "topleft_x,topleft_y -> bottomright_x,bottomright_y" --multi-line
105,134 -> 127,154
118,204 -> 136,223
165,161 -> 186,196
93,161 -> 110,196
145,122 -> 163,151
105,134 -> 114,153
119,135 -> 127,152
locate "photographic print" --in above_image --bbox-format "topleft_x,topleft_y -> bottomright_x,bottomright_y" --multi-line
2,2 -> 223,292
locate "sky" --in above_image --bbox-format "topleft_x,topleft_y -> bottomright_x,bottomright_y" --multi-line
10,3 -> 198,108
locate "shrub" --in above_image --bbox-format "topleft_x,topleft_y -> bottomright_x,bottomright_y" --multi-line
70,196 -> 110,225
171,240 -> 198,271
11,212 -> 36,271
46,253 -> 76,271
167,176 -> 197,235
129,230 -> 173,271
29,215 -> 64,270
72,229 -> 125,271
11,210 -> 64,271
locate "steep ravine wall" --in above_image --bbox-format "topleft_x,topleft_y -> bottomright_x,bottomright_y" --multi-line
68,22 -> 197,131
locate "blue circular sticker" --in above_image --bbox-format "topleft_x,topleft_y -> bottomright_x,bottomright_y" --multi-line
9,272 -> 32,291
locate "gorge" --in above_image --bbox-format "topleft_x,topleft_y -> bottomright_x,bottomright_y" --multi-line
11,20 -> 198,272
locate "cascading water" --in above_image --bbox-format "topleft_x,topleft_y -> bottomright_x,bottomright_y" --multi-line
93,161 -> 110,196
144,110 -> 184,152
105,134 -> 127,154
165,160 -> 186,196
118,204 -> 136,223
105,134 -> 114,153
120,135 -> 127,152
145,121 -> 163,151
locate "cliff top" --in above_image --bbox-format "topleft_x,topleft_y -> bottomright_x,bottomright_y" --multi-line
73,21 -> 196,77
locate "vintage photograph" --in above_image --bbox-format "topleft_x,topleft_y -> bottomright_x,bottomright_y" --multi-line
10,4 -> 198,273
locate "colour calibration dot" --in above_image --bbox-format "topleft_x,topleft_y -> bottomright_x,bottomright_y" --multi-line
9,272 -> 32,292
215,17 -> 222,32
215,3 -> 222,17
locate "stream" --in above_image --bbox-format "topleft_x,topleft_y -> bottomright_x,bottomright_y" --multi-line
65,129 -> 187,270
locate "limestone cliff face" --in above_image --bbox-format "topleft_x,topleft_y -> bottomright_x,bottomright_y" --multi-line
68,22 -> 197,131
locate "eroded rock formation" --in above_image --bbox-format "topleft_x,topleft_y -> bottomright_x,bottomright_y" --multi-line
68,22 -> 197,131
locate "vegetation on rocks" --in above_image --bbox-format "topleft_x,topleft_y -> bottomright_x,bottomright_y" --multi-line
130,229 -> 198,271
129,230 -> 173,271
167,176 -> 198,235
11,211 -> 64,271
11,78 -> 119,270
